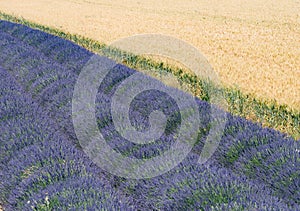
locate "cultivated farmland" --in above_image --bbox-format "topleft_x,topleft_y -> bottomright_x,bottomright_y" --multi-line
0,20 -> 299,210
0,1 -> 300,210
0,0 -> 299,109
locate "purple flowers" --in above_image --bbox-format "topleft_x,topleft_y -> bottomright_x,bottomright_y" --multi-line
0,20 -> 299,210
0,66 -> 132,210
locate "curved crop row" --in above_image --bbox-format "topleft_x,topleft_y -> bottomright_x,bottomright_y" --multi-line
0,67 -> 134,210
0,20 -> 299,209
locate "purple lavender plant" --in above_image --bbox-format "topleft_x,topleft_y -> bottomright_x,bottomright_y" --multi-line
0,20 -> 298,210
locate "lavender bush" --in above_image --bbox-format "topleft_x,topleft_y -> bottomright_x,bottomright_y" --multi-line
0,20 -> 299,210
0,66 -> 134,210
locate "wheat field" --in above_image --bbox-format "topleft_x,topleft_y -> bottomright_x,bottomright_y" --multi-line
0,0 -> 299,109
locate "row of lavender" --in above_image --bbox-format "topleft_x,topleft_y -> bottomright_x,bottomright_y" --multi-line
0,20 -> 299,209
0,67 -> 292,210
0,66 -> 135,210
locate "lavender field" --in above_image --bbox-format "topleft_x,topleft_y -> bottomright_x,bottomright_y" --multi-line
0,20 -> 299,210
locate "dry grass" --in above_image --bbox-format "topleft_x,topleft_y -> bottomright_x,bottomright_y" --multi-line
0,0 -> 299,109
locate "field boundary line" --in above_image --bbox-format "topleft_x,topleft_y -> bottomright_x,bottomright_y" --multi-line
0,11 -> 299,140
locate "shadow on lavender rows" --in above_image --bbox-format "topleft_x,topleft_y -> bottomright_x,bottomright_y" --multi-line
0,20 -> 299,210
0,67 -> 135,210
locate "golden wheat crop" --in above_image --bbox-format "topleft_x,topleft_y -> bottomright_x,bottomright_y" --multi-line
0,0 -> 299,109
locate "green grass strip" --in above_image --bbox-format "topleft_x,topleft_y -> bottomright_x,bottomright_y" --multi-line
0,11 -> 299,140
